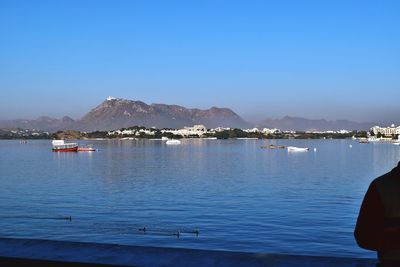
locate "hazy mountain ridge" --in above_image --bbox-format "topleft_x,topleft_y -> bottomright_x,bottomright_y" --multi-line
0,98 -> 378,132
0,116 -> 76,132
77,98 -> 250,131
0,97 -> 250,131
259,116 -> 375,131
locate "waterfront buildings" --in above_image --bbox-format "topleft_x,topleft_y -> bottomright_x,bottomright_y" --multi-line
106,125 -> 358,138
108,128 -> 156,136
305,130 -> 350,134
108,125 -> 209,138
262,128 -> 281,135
243,128 -> 261,133
161,125 -> 208,137
370,124 -> 400,137
213,127 -> 231,132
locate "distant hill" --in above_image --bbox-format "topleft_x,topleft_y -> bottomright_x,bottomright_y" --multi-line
0,116 -> 76,132
0,97 -> 250,132
258,116 -> 375,131
77,97 -> 250,131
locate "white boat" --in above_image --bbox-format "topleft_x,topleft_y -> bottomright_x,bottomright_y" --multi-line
393,142 -> 400,146
121,137 -> 136,140
161,137 -> 169,141
166,140 -> 181,145
287,146 -> 309,152
52,140 -> 78,152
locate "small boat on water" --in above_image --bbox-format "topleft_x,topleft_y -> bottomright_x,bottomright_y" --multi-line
166,140 -> 181,145
52,140 -> 78,152
77,145 -> 97,152
393,142 -> 400,146
287,146 -> 309,152
261,144 -> 286,149
359,140 -> 369,144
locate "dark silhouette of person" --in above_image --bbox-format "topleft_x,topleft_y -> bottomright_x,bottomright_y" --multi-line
355,162 -> 400,266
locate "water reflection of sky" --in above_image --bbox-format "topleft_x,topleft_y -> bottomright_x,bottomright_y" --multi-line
1,139 -> 398,259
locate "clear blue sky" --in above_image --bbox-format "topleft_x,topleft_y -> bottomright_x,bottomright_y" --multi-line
0,0 -> 399,123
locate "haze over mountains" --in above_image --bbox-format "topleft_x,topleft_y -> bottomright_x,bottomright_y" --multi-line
0,97 -> 249,131
258,116 -> 375,132
0,97 -> 376,132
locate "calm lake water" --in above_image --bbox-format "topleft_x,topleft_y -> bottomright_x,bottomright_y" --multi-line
1,139 -> 399,258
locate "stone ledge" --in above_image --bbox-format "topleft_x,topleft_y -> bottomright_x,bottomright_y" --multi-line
0,238 -> 376,267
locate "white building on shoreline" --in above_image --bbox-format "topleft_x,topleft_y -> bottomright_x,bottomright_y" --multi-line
305,130 -> 350,134
107,128 -> 156,136
161,125 -> 208,137
371,124 -> 400,136
262,128 -> 281,135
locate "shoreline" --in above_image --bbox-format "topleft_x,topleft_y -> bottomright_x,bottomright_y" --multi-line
0,237 -> 376,267
0,136 -> 370,141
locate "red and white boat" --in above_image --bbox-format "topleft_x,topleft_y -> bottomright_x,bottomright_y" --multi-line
52,140 -> 78,152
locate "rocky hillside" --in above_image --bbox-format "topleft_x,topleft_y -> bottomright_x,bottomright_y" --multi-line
77,97 -> 250,131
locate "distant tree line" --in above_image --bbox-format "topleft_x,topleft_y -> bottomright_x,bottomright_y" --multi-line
0,127 -> 371,140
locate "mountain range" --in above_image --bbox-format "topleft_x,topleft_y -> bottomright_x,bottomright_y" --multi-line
0,97 -> 250,132
0,97 -> 376,132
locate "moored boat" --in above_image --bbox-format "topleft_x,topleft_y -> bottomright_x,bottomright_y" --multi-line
261,144 -> 286,149
52,140 -> 78,152
287,146 -> 309,152
166,140 -> 181,145
121,137 -> 136,140
78,145 -> 97,152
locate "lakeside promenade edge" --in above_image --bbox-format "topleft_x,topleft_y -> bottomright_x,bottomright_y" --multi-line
0,237 -> 376,267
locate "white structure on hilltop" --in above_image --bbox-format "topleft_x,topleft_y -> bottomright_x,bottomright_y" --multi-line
371,124 -> 400,136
